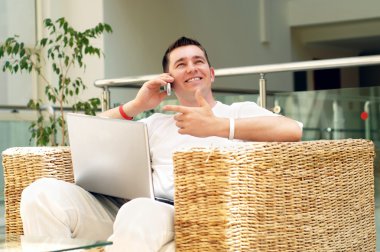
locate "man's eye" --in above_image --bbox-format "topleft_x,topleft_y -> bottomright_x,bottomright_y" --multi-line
176,63 -> 185,68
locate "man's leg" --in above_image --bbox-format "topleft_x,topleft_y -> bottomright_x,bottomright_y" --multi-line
107,198 -> 175,252
20,178 -> 118,240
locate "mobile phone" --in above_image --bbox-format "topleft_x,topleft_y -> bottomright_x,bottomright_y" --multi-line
165,83 -> 171,96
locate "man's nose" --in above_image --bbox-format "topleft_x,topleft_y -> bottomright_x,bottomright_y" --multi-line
186,62 -> 196,73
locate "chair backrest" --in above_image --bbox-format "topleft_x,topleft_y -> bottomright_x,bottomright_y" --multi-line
173,139 -> 375,251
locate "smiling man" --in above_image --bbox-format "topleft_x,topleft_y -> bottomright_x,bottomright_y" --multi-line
21,37 -> 302,252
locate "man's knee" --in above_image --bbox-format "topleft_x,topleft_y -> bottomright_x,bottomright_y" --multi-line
21,178 -> 61,208
116,198 -> 174,228
110,198 -> 174,250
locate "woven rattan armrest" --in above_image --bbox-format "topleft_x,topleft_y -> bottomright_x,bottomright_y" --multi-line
173,139 -> 376,251
2,147 -> 73,235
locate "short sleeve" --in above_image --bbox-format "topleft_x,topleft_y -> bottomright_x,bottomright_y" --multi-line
230,101 -> 278,118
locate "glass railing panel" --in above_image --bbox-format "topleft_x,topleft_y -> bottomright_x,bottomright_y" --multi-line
0,118 -> 32,233
0,120 -> 32,199
273,86 -> 380,249
273,86 -> 380,142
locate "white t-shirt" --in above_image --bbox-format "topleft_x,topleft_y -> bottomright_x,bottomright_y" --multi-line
142,101 -> 277,201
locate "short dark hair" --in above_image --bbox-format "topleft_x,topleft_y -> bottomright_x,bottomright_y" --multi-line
162,36 -> 211,72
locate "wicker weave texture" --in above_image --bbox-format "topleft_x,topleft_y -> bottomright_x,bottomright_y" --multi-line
173,139 -> 375,252
2,147 -> 74,235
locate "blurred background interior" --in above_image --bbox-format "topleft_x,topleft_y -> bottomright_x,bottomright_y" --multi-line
0,0 -> 379,249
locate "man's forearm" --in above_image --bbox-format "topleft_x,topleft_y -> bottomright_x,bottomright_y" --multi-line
232,116 -> 302,142
99,100 -> 143,119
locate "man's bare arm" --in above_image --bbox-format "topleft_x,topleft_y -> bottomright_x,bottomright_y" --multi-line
99,74 -> 174,119
163,91 -> 302,142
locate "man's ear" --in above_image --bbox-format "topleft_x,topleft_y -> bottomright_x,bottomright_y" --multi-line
210,67 -> 215,83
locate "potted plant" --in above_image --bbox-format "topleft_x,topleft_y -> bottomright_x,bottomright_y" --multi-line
0,17 -> 112,146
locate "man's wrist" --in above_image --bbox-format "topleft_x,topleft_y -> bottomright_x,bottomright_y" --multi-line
119,104 -> 133,120
214,117 -> 231,139
229,118 -> 235,140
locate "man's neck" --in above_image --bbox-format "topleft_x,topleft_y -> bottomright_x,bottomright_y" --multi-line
179,96 -> 216,107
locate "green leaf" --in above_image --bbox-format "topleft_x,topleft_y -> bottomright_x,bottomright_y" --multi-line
58,17 -> 65,27
3,61 -> 10,69
104,23 -> 113,33
19,48 -> 25,57
44,18 -> 52,27
6,45 -> 12,54
64,56 -> 70,66
56,34 -> 63,42
40,38 -> 48,47
52,63 -> 60,74
63,36 -> 68,46
27,99 -> 35,109
5,37 -> 15,45
12,43 -> 19,54
47,48 -> 52,58
63,22 -> 68,32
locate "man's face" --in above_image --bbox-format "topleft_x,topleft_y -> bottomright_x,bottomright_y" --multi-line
167,45 -> 215,105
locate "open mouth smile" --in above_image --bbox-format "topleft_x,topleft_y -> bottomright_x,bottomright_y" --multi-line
185,77 -> 202,83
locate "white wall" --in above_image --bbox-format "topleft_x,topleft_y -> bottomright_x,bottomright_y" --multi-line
0,0 -> 35,105
287,0 -> 380,61
287,0 -> 380,89
288,0 -> 380,27
0,0 -> 106,106
103,0 -> 294,106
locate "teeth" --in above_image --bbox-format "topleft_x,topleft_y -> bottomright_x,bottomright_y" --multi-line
186,77 -> 201,82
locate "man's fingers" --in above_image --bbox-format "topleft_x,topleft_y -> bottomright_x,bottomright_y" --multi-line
158,91 -> 167,100
147,79 -> 167,89
173,113 -> 182,121
163,105 -> 189,114
159,73 -> 174,86
146,74 -> 174,89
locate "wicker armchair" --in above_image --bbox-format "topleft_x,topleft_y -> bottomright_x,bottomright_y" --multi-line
172,139 -> 376,251
2,139 -> 376,251
2,147 -> 73,235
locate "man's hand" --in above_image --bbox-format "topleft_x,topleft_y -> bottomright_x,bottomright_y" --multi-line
99,73 -> 174,119
133,73 -> 174,112
163,91 -> 227,137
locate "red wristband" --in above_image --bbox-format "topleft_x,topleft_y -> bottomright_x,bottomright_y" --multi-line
119,105 -> 133,120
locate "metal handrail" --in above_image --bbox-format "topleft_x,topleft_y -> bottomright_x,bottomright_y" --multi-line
0,105 -> 101,112
94,54 -> 380,110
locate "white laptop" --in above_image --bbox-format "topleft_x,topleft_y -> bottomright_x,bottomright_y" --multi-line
66,113 -> 154,200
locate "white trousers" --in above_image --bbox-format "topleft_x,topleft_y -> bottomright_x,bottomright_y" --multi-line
20,178 -> 175,252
